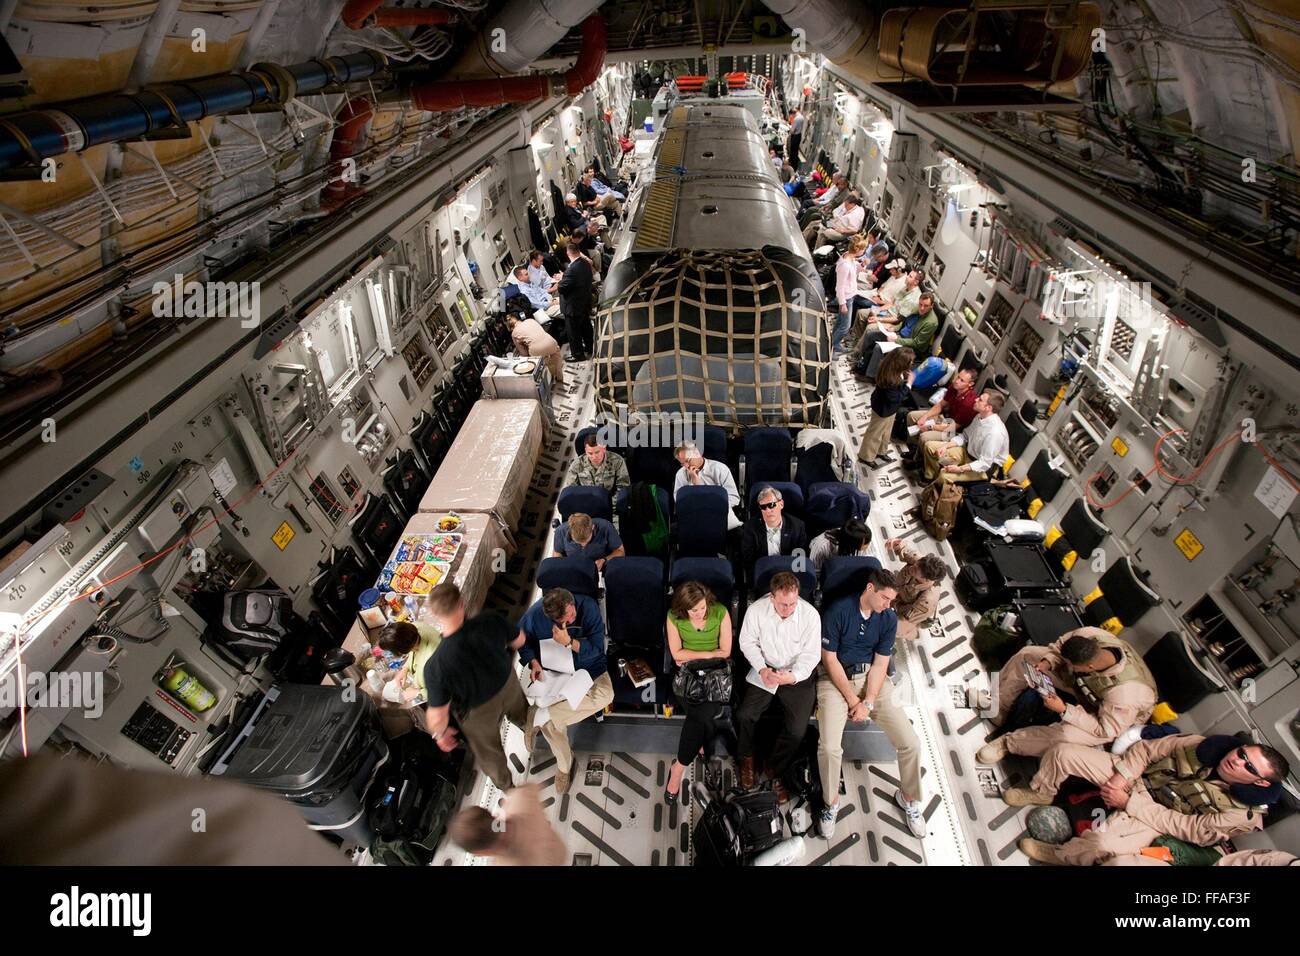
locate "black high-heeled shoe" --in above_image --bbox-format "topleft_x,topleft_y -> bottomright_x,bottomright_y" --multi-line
664,786 -> 678,806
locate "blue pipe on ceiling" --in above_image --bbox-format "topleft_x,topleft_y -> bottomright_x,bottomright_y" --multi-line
0,51 -> 388,172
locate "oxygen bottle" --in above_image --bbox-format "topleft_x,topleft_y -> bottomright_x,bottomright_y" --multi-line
161,665 -> 215,712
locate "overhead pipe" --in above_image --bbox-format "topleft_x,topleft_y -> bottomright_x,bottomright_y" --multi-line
0,369 -> 64,418
448,0 -> 607,78
0,52 -> 388,172
341,1 -> 456,30
320,96 -> 375,212
411,14 -> 605,113
764,0 -> 1100,89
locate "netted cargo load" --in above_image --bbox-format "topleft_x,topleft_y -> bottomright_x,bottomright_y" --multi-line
593,247 -> 829,429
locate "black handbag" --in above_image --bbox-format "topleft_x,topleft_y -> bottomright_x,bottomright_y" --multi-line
672,659 -> 733,705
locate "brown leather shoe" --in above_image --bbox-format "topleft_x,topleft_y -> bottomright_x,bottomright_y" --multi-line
771,777 -> 791,805
738,756 -> 756,790
555,767 -> 571,796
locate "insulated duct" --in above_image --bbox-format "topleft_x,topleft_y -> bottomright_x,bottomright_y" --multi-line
319,96 -> 374,212
764,0 -> 1101,88
446,0 -> 608,78
341,1 -> 456,29
0,52 -> 388,172
412,14 -> 606,112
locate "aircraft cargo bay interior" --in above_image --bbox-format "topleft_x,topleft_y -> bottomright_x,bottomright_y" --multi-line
0,0 -> 1298,883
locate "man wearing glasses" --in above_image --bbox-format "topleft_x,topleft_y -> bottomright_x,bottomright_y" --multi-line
516,588 -> 614,796
740,485 -> 808,596
1006,732 -> 1290,865
735,572 -> 822,799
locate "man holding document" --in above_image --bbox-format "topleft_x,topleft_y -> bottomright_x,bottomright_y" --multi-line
517,588 -> 615,795
734,572 -> 822,800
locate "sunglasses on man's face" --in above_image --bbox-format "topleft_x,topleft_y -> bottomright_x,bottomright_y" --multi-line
759,501 -> 780,511
1237,747 -> 1263,779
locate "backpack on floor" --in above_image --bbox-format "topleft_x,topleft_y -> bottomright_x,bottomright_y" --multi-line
782,725 -> 824,810
920,478 -> 964,541
367,734 -> 463,866
971,604 -> 1026,669
956,561 -> 998,612
218,590 -> 291,660
691,785 -> 784,866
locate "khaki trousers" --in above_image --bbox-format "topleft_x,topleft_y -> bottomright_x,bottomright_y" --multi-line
1029,742 -> 1163,866
460,675 -> 530,791
541,672 -> 614,772
895,618 -> 921,642
923,441 -> 984,482
539,347 -> 564,388
906,409 -> 955,446
857,407 -> 897,462
816,671 -> 922,804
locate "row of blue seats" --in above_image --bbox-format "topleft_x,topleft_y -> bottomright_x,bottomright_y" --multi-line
558,481 -> 870,558
572,423 -> 846,504
540,552 -> 885,707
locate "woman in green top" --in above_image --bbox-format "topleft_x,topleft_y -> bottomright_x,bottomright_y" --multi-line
664,581 -> 733,804
378,620 -> 442,704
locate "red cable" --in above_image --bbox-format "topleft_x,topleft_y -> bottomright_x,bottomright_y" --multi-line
1082,424 -> 1300,510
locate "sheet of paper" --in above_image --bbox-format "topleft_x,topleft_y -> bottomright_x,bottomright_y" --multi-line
746,667 -> 778,695
560,669 -> 594,708
524,673 -> 567,708
878,342 -> 901,354
1254,467 -> 1298,519
208,458 -> 237,498
539,637 -> 575,674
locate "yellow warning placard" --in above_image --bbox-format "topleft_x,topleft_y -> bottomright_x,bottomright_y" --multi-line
1111,436 -> 1129,457
1174,528 -> 1203,561
272,521 -> 295,551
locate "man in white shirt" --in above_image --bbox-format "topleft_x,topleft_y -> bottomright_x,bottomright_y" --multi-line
800,171 -> 847,225
787,108 -> 806,168
923,390 -> 1011,482
804,193 -> 866,248
527,250 -> 560,294
869,258 -> 909,304
735,572 -> 822,797
673,441 -> 742,530
507,266 -> 558,316
815,172 -> 846,208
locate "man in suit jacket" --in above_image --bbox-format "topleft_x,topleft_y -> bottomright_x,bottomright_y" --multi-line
557,240 -> 595,360
741,485 -> 808,593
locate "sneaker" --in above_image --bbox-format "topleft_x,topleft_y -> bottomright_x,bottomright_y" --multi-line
1002,786 -> 1054,807
976,737 -> 1008,764
895,789 -> 926,838
818,805 -> 838,840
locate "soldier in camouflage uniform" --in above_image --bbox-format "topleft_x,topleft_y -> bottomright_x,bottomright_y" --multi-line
566,433 -> 629,495
1006,733 -> 1288,865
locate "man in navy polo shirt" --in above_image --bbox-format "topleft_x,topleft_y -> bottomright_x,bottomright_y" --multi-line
816,567 -> 929,840
517,588 -> 614,795
552,512 -> 625,571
